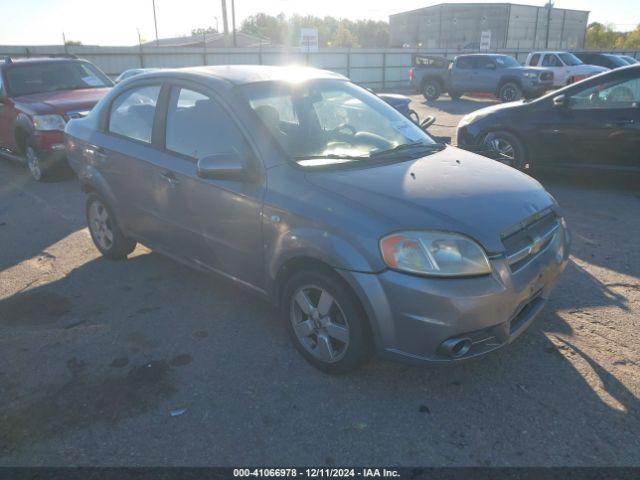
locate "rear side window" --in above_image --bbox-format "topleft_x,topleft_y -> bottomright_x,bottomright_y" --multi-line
165,87 -> 249,160
109,85 -> 160,143
529,54 -> 540,66
456,57 -> 475,69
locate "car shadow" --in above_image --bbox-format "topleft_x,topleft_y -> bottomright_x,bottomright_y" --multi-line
1,237 -> 637,464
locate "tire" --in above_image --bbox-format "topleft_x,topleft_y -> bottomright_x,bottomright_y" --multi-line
449,91 -> 463,101
422,79 -> 441,102
86,193 -> 136,260
483,131 -> 527,170
498,82 -> 522,103
282,270 -> 372,374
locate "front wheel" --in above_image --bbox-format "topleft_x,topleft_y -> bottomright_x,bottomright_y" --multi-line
483,131 -> 527,170
25,143 -> 46,181
282,270 -> 372,374
86,194 -> 136,260
498,82 -> 522,103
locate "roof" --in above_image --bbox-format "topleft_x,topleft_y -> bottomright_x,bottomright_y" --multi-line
157,65 -> 348,85
2,56 -> 82,65
390,3 -> 589,17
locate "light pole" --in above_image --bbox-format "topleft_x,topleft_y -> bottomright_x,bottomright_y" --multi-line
544,1 -> 554,49
231,0 -> 237,47
152,0 -> 159,46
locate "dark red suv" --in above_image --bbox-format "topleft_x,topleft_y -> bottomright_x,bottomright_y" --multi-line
0,56 -> 113,180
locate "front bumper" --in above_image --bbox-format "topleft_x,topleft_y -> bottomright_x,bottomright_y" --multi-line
341,224 -> 570,364
32,131 -> 67,166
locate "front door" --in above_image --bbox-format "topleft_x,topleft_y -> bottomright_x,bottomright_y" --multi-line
156,85 -> 266,288
536,72 -> 640,170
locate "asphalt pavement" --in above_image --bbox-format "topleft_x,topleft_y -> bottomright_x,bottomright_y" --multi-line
0,96 -> 639,466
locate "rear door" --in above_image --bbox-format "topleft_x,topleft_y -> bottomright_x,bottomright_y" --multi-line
450,57 -> 476,92
97,83 -> 167,243
154,83 -> 266,287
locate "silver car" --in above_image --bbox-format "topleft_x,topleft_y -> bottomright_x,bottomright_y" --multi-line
65,66 -> 570,373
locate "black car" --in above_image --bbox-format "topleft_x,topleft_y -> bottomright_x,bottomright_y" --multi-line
457,64 -> 640,172
573,52 -> 628,70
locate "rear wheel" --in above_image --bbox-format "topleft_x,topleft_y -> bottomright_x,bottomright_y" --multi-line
422,80 -> 441,102
86,194 -> 136,260
483,131 -> 527,170
498,82 -> 522,103
282,270 -> 372,374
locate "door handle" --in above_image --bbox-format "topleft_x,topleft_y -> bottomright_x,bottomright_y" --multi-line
160,171 -> 179,187
84,145 -> 108,163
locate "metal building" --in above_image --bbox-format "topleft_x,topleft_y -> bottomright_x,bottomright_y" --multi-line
389,3 -> 589,50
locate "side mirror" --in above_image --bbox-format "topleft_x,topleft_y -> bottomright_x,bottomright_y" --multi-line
420,115 -> 436,131
197,152 -> 246,181
553,94 -> 566,107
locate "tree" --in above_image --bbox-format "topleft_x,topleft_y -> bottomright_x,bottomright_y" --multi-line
585,22 -> 640,50
239,13 -> 390,47
191,26 -> 218,36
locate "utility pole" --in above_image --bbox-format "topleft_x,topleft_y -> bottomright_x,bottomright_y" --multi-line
152,0 -> 159,46
545,1 -> 554,49
221,0 -> 230,47
231,0 -> 237,47
62,32 -> 68,53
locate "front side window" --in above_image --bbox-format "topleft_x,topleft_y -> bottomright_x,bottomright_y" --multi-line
242,79 -> 438,167
456,57 -> 475,69
165,87 -> 249,160
495,56 -> 520,68
5,61 -> 112,96
542,54 -> 562,67
558,53 -> 583,66
570,77 -> 640,110
109,85 -> 160,143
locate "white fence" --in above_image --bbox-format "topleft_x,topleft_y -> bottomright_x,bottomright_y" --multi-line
2,44 -> 639,90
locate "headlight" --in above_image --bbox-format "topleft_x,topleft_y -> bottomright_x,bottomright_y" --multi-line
32,114 -> 66,131
380,231 -> 491,277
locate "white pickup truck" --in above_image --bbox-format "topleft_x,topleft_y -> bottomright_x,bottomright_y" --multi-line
525,51 -> 608,87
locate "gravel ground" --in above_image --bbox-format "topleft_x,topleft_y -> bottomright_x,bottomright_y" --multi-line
0,96 -> 639,466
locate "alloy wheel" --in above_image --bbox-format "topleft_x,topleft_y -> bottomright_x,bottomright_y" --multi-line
88,200 -> 115,251
26,146 -> 42,181
486,137 -> 515,165
290,285 -> 350,363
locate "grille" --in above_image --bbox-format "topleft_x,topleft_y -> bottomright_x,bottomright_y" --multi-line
502,209 -> 559,272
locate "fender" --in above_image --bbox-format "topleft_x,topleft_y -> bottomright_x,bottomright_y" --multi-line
77,164 -> 122,227
265,226 -> 382,297
13,113 -> 34,146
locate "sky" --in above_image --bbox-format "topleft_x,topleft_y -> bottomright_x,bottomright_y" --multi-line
0,0 -> 638,46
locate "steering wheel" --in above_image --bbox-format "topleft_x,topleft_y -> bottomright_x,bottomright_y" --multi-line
329,123 -> 357,137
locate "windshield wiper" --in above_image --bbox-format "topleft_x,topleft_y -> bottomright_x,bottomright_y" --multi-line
369,142 -> 445,159
294,153 -> 365,161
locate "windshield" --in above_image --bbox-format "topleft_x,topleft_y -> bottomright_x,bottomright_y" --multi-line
558,53 -> 583,66
604,55 -> 628,68
5,61 -> 113,96
495,56 -> 520,68
241,80 -> 437,167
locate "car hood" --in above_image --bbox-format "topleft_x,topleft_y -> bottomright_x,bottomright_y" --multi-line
13,88 -> 111,114
305,146 -> 555,254
572,64 -> 609,74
